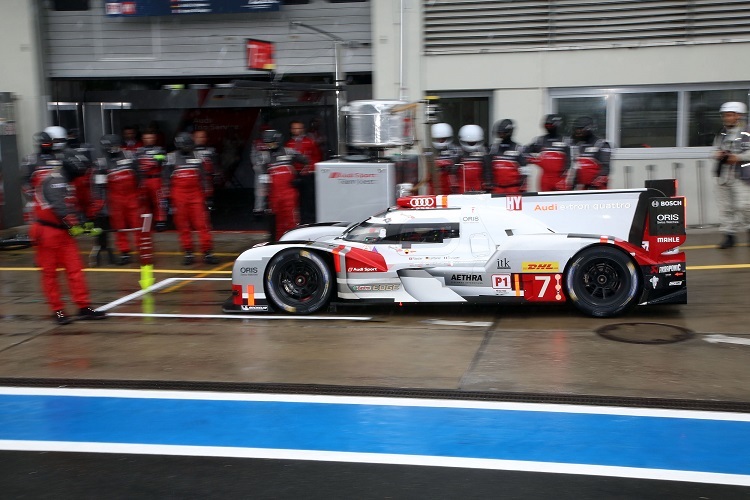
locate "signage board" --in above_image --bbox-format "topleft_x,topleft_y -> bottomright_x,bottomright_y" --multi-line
104,1 -> 280,17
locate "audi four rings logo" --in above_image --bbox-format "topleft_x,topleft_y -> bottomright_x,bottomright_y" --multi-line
410,197 -> 435,208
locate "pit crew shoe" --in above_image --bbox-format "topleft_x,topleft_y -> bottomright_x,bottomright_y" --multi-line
719,234 -> 735,249
118,252 -> 132,266
183,252 -> 195,266
54,310 -> 72,325
203,252 -> 219,265
78,307 -> 106,320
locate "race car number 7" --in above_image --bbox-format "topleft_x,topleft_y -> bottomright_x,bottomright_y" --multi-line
521,273 -> 565,302
535,275 -> 550,298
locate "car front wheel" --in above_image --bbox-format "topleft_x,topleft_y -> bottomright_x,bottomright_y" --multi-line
265,249 -> 333,314
565,246 -> 640,317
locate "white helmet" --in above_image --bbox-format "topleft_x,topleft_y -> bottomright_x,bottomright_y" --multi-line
720,102 -> 747,114
431,123 -> 453,150
44,126 -> 68,150
458,124 -> 484,152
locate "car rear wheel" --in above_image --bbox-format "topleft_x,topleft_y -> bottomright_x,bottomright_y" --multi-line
265,249 -> 333,314
565,246 -> 640,317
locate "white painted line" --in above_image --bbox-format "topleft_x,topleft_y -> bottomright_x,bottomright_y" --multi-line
422,319 -> 493,327
1,387 -> 748,422
96,277 -> 180,311
703,334 -> 750,346
0,440 -> 747,486
105,312 -> 372,321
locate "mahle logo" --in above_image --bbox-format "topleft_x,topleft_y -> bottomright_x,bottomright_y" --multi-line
522,262 -> 559,272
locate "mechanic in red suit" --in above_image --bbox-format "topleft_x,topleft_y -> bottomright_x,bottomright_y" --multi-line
488,119 -> 527,194
456,124 -> 489,193
260,129 -> 308,240
96,134 -> 144,265
21,132 -> 62,224
135,131 -> 168,232
165,132 -> 218,265
121,126 -> 143,153
430,123 -> 462,195
31,151 -> 107,325
525,114 -> 571,191
569,116 -> 611,190
285,120 -> 321,224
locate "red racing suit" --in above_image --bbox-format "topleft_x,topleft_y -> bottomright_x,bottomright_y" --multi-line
456,149 -> 488,193
488,139 -> 527,194
165,151 -> 214,253
32,169 -> 91,313
285,136 -> 318,224
525,134 -> 571,191
135,145 -> 167,224
97,153 -> 143,255
572,136 -> 611,190
432,145 -> 462,195
21,153 -> 60,224
265,149 -> 304,240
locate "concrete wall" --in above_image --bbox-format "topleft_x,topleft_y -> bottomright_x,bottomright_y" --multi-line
0,0 -> 46,153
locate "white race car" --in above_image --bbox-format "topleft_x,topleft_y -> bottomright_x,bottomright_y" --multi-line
225,184 -> 686,317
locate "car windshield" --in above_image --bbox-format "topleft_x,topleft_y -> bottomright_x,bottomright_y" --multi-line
343,221 -> 460,244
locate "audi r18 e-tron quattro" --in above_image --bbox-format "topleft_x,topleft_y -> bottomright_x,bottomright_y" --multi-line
225,184 -> 686,318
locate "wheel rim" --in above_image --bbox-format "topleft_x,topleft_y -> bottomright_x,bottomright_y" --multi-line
277,259 -> 321,303
580,259 -> 626,302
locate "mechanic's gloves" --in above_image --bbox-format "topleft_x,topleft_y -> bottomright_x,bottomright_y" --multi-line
153,154 -> 166,162
590,176 -> 609,190
68,225 -> 85,237
83,222 -> 103,236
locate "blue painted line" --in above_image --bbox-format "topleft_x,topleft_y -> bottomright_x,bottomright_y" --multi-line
0,393 -> 749,477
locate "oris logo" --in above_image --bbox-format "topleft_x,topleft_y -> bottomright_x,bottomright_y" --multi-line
240,267 -> 258,275
409,197 -> 435,208
657,214 -> 680,222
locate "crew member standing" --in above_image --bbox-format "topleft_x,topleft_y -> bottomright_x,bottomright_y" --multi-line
136,131 -> 168,231
285,120 -> 321,224
713,101 -> 750,249
21,132 -> 60,224
32,153 -> 107,324
456,124 -> 489,193
526,114 -> 571,191
430,122 -> 461,195
488,119 -> 527,194
569,116 -> 611,190
97,134 -> 143,265
165,132 -> 218,265
257,129 -> 308,240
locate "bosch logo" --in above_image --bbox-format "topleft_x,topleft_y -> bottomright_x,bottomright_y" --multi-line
410,198 -> 435,208
660,200 -> 683,207
651,200 -> 660,208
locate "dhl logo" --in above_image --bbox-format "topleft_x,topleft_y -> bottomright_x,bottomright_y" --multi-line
522,262 -> 559,272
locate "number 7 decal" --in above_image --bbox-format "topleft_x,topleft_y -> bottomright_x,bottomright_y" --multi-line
522,274 -> 565,302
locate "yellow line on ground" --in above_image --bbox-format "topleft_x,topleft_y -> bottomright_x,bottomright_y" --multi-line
160,261 -> 235,293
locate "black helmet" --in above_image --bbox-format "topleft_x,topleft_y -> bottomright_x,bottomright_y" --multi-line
174,132 -> 195,152
100,134 -> 122,154
34,131 -> 54,153
572,116 -> 595,139
493,119 -> 514,139
60,156 -> 87,181
544,114 -> 563,134
262,129 -> 283,150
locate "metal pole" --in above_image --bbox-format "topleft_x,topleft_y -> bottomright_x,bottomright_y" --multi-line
624,165 -> 631,189
696,160 -> 705,226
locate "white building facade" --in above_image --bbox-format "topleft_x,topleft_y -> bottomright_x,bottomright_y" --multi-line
372,0 -> 750,226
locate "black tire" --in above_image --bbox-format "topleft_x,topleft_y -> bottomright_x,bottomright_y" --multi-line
565,246 -> 641,318
265,249 -> 333,314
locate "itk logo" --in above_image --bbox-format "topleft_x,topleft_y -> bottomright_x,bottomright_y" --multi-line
506,196 -> 522,211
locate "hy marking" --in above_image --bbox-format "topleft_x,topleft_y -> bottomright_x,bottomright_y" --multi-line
703,334 -> 750,347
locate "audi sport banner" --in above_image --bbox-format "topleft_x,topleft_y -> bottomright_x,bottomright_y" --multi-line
104,0 -> 280,17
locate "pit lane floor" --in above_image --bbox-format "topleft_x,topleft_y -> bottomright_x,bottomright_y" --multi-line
1,228 -> 750,498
